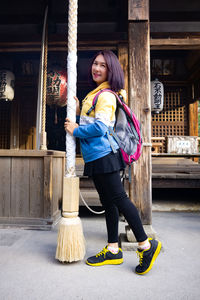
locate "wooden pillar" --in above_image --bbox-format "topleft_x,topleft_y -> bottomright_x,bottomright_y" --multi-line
44,156 -> 53,219
128,0 -> 152,225
189,102 -> 198,137
10,96 -> 19,149
189,98 -> 198,162
118,44 -> 129,101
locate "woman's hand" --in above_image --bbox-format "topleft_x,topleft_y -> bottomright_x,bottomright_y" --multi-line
74,96 -> 81,115
64,118 -> 79,135
65,96 -> 80,115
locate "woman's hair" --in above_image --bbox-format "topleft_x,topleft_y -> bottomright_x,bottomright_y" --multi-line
88,50 -> 125,92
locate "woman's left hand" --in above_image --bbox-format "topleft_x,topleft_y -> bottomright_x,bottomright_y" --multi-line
64,118 -> 79,135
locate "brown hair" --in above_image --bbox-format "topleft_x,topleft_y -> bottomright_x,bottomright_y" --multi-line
88,50 -> 125,92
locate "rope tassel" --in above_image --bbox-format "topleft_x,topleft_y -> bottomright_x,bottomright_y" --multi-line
55,0 -> 85,263
56,216 -> 85,263
56,176 -> 86,263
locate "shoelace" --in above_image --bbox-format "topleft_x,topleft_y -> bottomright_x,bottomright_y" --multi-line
96,247 -> 108,258
136,250 -> 144,266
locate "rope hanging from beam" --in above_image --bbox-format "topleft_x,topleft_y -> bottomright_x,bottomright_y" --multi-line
66,0 -> 78,176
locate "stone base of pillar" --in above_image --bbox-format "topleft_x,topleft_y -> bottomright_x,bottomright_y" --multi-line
119,225 -> 158,251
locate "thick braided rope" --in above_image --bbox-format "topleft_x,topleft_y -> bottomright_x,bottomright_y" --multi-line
68,0 -> 77,52
41,28 -> 48,140
66,0 -> 78,176
36,6 -> 48,150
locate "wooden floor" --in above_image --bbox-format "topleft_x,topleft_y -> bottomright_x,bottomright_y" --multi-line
76,157 -> 200,206
152,157 -> 200,188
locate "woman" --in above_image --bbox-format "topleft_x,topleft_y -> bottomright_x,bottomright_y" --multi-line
65,50 -> 161,275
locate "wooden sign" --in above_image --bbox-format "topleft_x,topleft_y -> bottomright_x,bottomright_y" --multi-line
128,0 -> 149,21
167,136 -> 198,154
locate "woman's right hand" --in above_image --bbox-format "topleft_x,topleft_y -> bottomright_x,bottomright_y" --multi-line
64,118 -> 79,135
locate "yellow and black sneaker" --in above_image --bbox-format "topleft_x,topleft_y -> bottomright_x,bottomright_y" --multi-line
86,246 -> 123,266
135,238 -> 162,275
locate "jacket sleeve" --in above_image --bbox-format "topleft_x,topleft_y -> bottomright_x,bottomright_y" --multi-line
73,120 -> 108,139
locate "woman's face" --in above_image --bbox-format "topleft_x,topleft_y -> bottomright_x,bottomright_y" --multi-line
91,54 -> 108,86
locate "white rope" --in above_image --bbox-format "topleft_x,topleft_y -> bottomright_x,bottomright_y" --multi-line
79,192 -> 105,215
66,53 -> 77,176
79,174 -> 125,215
66,0 -> 78,177
36,6 -> 48,149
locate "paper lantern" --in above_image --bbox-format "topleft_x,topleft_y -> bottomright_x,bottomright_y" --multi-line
47,69 -> 67,107
151,78 -> 164,114
0,70 -> 15,101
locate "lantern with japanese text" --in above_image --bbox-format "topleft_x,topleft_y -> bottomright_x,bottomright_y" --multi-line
151,78 -> 164,114
47,68 -> 67,107
0,70 -> 15,101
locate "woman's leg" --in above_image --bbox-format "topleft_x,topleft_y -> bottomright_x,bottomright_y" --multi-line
92,175 -> 119,243
92,171 -> 147,243
90,171 -> 161,274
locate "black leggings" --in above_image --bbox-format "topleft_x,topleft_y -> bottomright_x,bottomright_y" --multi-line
92,171 -> 148,243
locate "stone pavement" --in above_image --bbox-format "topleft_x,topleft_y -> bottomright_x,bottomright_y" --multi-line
0,210 -> 200,300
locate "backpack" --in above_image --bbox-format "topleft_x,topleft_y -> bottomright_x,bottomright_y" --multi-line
86,88 -> 142,165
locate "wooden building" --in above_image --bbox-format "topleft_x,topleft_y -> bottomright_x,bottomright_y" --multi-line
0,0 -> 200,231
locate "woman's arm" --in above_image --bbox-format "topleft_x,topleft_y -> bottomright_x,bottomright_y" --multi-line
64,118 -> 107,138
73,120 -> 107,138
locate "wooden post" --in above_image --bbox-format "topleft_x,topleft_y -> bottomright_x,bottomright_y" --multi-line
189,99 -> 198,162
128,0 -> 152,225
189,102 -> 198,137
44,156 -> 53,219
118,44 -> 129,101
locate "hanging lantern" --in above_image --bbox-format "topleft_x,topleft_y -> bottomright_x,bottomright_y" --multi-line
151,78 -> 164,114
0,70 -> 15,101
47,68 -> 67,107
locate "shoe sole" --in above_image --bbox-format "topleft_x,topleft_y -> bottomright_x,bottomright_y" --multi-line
86,258 -> 123,267
135,241 -> 162,275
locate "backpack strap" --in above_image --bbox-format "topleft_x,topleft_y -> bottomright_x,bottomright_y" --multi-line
86,89 -> 104,116
86,88 -> 122,116
108,126 -> 121,145
86,89 -> 140,141
106,129 -> 118,153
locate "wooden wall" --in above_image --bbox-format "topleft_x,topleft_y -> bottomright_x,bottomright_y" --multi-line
0,150 -> 65,229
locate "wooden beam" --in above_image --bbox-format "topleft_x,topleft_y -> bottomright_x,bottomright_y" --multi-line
0,36 -> 127,52
150,22 -> 200,33
129,20 -> 152,225
150,38 -> 200,50
152,178 -> 200,189
0,149 -> 65,157
128,0 -> 149,21
152,153 -> 200,157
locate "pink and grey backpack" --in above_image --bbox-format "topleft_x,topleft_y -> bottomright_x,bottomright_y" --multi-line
86,88 -> 143,165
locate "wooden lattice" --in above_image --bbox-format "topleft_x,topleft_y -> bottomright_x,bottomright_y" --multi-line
0,102 -> 11,149
152,86 -> 188,152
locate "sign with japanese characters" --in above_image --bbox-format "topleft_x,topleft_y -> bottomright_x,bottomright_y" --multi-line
0,70 -> 15,101
47,69 -> 67,107
151,79 -> 164,114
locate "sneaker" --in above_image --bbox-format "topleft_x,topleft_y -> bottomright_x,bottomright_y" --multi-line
135,238 -> 162,275
86,246 -> 123,266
